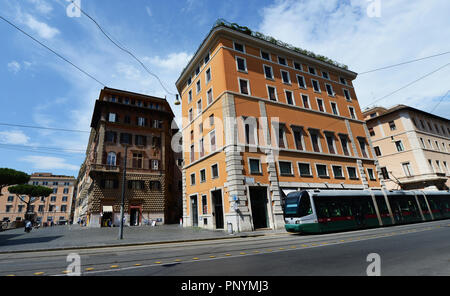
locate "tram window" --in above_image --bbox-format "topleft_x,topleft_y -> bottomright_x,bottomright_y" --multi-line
298,196 -> 312,217
376,196 -> 389,214
315,198 -> 329,218
418,196 -> 428,211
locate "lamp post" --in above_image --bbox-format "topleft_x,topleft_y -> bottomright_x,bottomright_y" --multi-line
119,144 -> 128,240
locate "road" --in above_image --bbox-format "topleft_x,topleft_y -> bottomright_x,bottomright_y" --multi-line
1,220 -> 449,277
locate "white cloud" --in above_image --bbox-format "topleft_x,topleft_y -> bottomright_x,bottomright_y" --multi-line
0,130 -> 30,145
145,6 -> 152,17
20,155 -> 80,171
27,0 -> 53,15
146,52 -> 193,71
258,0 -> 450,117
23,13 -> 59,39
7,61 -> 21,73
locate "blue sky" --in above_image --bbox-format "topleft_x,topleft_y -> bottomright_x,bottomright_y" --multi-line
0,0 -> 449,177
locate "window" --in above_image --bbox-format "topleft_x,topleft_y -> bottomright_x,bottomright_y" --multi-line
151,159 -> 159,170
278,56 -> 286,65
281,70 -> 290,84
389,121 -> 396,131
402,162 -> 413,177
443,161 -> 449,174
207,88 -> 213,104
150,181 -> 161,191
200,169 -> 206,183
330,102 -> 339,115
395,140 -> 404,152
244,120 -> 257,145
325,84 -> 334,96
326,134 -> 336,154
199,138 -> 205,157
294,62 -> 302,71
316,98 -> 325,112
108,113 -> 117,122
308,66 -> 316,75
210,130 -> 216,151
435,141 -> 440,151
135,135 -> 146,146
343,89 -> 351,101
63,188 -> 69,194
277,124 -> 286,148
239,79 -> 250,95
419,137 -> 425,148
347,167 -> 358,179
128,180 -> 145,190
249,159 -> 262,174
62,196 -> 68,202
310,131 -> 321,152
190,173 -> 196,186
298,163 -> 312,177
105,131 -> 117,143
285,90 -> 294,105
196,80 -> 201,93
188,108 -> 193,122
132,153 -> 143,169
204,53 -> 210,64
190,144 -> 195,162
18,205 -> 24,212
53,188 -> 58,194
358,139 -> 368,158
381,166 -> 390,179
428,159 -> 434,172
120,133 -> 132,144
279,161 -> 293,176
293,128 -> 304,150
367,168 -> 376,180
195,66 -> 200,76
302,95 -> 310,109
348,107 -> 356,119
436,160 -> 442,173
205,68 -> 211,84
267,86 -> 277,101
211,164 -> 219,178
369,127 -> 375,136
234,42 -> 245,52
322,71 -> 329,79
261,51 -> 271,61
61,205 -> 67,212
236,57 -> 247,72
374,146 -> 382,156
38,205 -> 44,212
340,77 -> 347,85
297,75 -> 306,89
311,79 -> 320,92
209,114 -> 214,126
197,99 -> 202,115
332,165 -> 344,178
316,164 -> 329,177
6,205 -> 12,212
263,65 -> 273,79
188,90 -> 193,103
7,196 -> 13,202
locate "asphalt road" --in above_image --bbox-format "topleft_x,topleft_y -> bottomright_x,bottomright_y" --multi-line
1,220 -> 449,277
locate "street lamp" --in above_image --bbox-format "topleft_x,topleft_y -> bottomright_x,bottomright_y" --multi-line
118,144 -> 128,240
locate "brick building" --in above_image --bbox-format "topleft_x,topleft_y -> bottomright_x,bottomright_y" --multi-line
74,87 -> 181,227
0,172 -> 75,225
175,21 -> 383,232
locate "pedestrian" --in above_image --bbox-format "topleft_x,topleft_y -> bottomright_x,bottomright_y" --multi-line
24,220 -> 32,233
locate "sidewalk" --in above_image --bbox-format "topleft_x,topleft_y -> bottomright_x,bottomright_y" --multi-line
0,224 -> 287,253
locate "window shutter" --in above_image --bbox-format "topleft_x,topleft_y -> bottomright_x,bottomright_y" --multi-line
102,152 -> 107,164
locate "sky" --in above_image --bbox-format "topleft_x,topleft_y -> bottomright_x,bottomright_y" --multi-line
0,0 -> 449,178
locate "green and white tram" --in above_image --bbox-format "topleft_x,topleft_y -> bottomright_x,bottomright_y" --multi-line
284,190 -> 450,233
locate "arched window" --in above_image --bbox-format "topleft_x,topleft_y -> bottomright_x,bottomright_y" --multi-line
107,152 -> 116,166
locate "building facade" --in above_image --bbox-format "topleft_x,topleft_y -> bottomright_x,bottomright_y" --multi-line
175,22 -> 383,232
364,105 -> 450,190
74,87 -> 181,227
0,172 -> 75,225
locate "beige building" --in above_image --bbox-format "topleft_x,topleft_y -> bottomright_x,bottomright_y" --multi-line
364,105 -> 449,190
0,173 -> 76,225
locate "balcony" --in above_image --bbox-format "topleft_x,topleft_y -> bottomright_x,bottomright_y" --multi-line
89,163 -> 120,174
397,172 -> 447,185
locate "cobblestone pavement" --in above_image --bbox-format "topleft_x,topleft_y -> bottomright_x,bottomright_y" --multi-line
0,224 -> 286,253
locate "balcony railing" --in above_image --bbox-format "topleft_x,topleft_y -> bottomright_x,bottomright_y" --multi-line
89,163 -> 120,173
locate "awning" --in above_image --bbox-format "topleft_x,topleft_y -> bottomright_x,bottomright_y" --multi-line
102,206 -> 113,213
281,188 -> 298,196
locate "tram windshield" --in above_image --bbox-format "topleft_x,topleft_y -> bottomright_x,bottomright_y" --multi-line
284,192 -> 312,218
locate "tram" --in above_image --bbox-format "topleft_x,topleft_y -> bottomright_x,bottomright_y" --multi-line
284,190 -> 450,233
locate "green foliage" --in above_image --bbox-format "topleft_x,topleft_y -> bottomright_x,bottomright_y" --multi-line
0,168 -> 30,189
8,184 -> 53,202
213,19 -> 349,70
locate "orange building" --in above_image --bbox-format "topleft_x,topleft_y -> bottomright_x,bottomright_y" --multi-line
175,21 -> 383,232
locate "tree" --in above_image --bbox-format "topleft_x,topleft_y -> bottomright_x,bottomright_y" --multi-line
8,184 -> 53,221
0,168 -> 30,195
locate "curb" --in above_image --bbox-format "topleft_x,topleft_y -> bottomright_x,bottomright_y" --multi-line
0,231 -> 288,255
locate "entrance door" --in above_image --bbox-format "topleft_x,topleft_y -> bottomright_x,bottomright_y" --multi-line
191,196 -> 198,227
101,212 -> 113,227
249,187 -> 269,229
212,190 -> 224,229
130,208 -> 140,226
